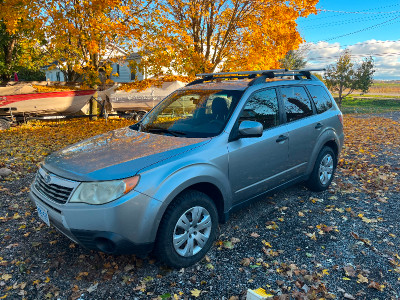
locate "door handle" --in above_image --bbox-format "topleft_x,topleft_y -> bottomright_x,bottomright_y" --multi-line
315,123 -> 323,129
276,135 -> 288,143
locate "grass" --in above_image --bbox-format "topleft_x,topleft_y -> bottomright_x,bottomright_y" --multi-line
331,81 -> 400,96
369,80 -> 400,94
340,97 -> 400,114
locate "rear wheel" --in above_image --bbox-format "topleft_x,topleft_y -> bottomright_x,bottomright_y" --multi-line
307,146 -> 337,192
0,118 -> 10,131
154,190 -> 218,268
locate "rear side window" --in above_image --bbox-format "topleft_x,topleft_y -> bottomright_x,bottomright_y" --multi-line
239,88 -> 279,130
281,86 -> 313,122
306,85 -> 333,114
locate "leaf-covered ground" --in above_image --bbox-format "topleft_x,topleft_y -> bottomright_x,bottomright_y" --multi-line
0,114 -> 399,299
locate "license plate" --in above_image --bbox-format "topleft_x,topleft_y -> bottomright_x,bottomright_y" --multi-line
36,203 -> 50,226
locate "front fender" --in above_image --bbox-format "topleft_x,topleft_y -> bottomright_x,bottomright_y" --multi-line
138,163 -> 232,242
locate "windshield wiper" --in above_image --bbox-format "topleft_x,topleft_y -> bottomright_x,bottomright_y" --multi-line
147,127 -> 187,137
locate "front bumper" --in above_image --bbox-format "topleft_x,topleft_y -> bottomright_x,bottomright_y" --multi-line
29,182 -> 162,255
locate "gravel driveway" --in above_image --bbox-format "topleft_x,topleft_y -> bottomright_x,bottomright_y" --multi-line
1,113 -> 399,299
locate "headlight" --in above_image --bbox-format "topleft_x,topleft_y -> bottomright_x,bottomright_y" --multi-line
69,176 -> 140,205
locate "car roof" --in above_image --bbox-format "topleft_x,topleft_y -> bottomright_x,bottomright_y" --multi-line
181,77 -> 326,92
181,69 -> 327,92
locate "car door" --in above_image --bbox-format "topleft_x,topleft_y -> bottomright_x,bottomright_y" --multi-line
228,88 -> 289,204
280,85 -> 321,176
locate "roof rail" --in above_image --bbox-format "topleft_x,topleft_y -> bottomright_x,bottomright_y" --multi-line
187,68 -> 325,86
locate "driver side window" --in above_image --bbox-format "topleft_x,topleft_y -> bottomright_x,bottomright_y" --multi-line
239,89 -> 280,130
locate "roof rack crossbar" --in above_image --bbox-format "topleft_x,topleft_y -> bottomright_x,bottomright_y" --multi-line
186,75 -> 213,86
284,68 -> 326,73
195,69 -> 286,77
248,72 -> 276,86
274,73 -> 310,77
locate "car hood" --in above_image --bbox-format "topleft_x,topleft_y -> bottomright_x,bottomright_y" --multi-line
43,127 -> 210,181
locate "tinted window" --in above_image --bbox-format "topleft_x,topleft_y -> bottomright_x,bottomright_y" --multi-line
281,86 -> 313,122
239,89 -> 279,130
306,85 -> 333,114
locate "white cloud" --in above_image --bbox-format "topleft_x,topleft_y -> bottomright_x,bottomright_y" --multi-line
300,40 -> 400,80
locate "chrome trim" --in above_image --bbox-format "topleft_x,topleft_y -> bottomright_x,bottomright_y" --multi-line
33,168 -> 80,205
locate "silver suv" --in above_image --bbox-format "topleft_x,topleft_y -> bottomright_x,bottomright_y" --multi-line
30,69 -> 344,268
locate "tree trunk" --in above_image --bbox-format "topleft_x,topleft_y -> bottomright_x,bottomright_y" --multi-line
1,38 -> 16,82
89,53 -> 99,120
338,85 -> 343,107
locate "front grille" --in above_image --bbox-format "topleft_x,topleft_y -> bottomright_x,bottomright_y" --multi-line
35,171 -> 74,204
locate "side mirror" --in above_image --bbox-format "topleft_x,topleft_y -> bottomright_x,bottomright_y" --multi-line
238,120 -> 263,138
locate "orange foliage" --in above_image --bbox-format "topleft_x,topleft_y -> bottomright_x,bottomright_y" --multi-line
0,119 -> 132,179
42,0 -> 150,85
2,0 -> 152,86
338,116 -> 399,196
138,0 -> 318,76
0,1 -> 46,75
32,85 -> 85,93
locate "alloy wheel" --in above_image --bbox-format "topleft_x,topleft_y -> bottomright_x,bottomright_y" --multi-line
318,153 -> 334,185
173,206 -> 212,257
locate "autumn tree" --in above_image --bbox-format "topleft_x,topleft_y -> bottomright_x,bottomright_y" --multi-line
40,0 -> 152,86
324,50 -> 375,106
0,0 -> 45,82
136,0 -> 318,77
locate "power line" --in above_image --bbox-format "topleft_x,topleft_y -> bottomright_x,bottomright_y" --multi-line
319,15 -> 400,42
307,52 -> 400,61
301,14 -> 398,30
301,3 -> 400,21
320,9 -> 400,14
301,39 -> 400,50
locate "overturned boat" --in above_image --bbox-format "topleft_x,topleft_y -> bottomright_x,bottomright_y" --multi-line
110,81 -> 186,113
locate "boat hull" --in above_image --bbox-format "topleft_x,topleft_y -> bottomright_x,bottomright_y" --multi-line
110,81 -> 186,112
0,90 -> 96,116
110,95 -> 164,112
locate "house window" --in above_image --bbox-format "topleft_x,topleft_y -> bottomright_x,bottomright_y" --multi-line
116,64 -> 120,75
56,72 -> 60,81
131,71 -> 136,81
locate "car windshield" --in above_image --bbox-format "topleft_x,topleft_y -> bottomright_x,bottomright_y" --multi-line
140,89 -> 244,138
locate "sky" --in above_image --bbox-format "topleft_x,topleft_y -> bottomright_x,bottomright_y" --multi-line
296,0 -> 400,80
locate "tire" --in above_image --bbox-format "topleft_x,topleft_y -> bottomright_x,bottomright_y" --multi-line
154,190 -> 218,268
135,111 -> 146,121
307,146 -> 337,192
0,119 -> 10,131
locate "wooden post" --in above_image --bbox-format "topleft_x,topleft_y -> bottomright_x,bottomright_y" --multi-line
90,85 -> 98,120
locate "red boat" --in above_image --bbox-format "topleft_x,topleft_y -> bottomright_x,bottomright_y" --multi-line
0,90 -> 96,116
0,89 -> 96,130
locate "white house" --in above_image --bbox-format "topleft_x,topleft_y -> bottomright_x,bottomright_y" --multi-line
43,47 -> 145,83
45,68 -> 66,82
109,53 -> 144,83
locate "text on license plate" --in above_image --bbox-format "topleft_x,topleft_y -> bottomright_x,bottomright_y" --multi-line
36,203 -> 50,226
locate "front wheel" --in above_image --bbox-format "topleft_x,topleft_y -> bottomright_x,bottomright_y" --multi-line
154,190 -> 218,268
307,146 -> 337,192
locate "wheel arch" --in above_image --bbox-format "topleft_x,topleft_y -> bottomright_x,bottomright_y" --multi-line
150,176 -> 230,243
175,182 -> 225,222
306,130 -> 341,175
